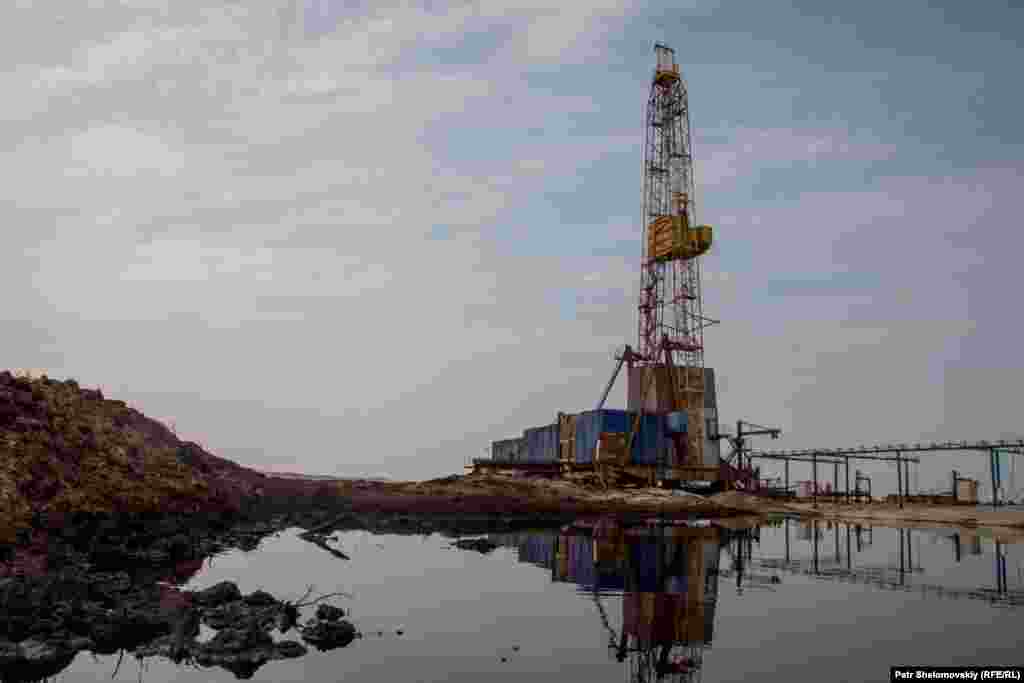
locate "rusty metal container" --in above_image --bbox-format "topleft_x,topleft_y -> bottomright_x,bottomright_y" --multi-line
558,413 -> 577,464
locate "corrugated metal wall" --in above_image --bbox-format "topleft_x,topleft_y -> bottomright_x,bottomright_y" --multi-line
525,423 -> 559,464
491,437 -> 524,463
558,413 -> 576,464
632,413 -> 668,466
703,367 -> 717,410
574,409 -> 629,465
574,409 -> 673,466
703,369 -> 720,467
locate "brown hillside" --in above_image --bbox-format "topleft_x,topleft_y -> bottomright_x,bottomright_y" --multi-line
0,370 -> 313,539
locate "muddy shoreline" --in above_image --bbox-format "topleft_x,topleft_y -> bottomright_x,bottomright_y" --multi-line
0,492 -> 663,682
4,473 -> 1022,681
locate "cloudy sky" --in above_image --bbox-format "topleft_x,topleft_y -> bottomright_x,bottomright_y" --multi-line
3,1 -> 1021,493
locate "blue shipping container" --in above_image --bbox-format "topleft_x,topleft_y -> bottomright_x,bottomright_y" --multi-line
632,413 -> 667,466
666,411 -> 688,435
574,410 -> 671,466
574,409 -> 631,465
525,423 -> 559,464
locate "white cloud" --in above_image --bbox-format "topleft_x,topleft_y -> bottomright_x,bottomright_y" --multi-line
698,126 -> 896,188
67,124 -> 186,178
3,0 -> 1019,488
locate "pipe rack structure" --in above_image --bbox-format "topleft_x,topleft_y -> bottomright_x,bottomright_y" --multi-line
749,439 -> 1024,508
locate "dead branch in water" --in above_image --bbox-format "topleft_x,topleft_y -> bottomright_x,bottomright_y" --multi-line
277,584 -> 352,632
298,530 -> 351,560
289,584 -> 352,608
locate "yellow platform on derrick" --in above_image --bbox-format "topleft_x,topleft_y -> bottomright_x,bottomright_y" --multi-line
647,215 -> 713,263
654,64 -> 680,85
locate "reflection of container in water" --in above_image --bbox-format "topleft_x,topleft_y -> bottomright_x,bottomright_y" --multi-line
517,533 -> 555,570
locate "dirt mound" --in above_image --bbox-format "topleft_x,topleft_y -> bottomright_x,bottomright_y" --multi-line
0,371 -> 316,539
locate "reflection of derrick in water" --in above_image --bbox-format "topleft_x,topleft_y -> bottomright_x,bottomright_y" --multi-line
582,524 -> 720,683
489,524 -> 722,681
620,530 -> 718,682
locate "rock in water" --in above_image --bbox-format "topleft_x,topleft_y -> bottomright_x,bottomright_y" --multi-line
193,580 -> 242,606
315,604 -> 346,622
243,590 -> 278,607
300,619 -> 357,651
452,538 -> 498,554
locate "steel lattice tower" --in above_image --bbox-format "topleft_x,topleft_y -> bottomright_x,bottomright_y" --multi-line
634,44 -> 715,468
638,44 -> 708,368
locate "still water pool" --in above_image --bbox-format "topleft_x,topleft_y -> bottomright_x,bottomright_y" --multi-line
51,518 -> 1024,682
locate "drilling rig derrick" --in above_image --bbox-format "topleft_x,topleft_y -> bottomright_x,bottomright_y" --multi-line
629,43 -> 717,480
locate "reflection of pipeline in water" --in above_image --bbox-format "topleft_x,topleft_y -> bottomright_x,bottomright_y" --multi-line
725,523 -> 1024,609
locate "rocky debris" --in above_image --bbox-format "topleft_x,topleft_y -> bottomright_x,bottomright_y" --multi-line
192,621 -> 307,680
300,618 -> 357,651
0,639 -> 77,682
452,538 -> 499,554
0,573 -> 346,681
315,603 -> 346,622
244,589 -> 277,606
201,599 -> 282,633
0,514 -> 357,681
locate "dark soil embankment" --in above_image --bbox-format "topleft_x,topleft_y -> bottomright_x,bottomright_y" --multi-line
0,370 -> 343,542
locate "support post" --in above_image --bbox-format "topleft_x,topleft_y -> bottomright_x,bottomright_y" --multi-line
845,457 -> 850,504
907,528 -> 913,573
812,452 -> 818,508
834,521 -> 840,563
785,517 -> 790,564
898,527 -> 905,585
896,451 -> 903,509
736,420 -> 743,473
997,541 -> 1008,594
845,523 -> 851,569
813,520 -> 820,574
833,462 -> 838,503
991,448 -> 1000,508
785,459 -> 790,498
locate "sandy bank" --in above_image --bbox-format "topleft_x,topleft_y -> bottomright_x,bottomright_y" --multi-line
333,473 -> 748,519
704,491 -> 1024,541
